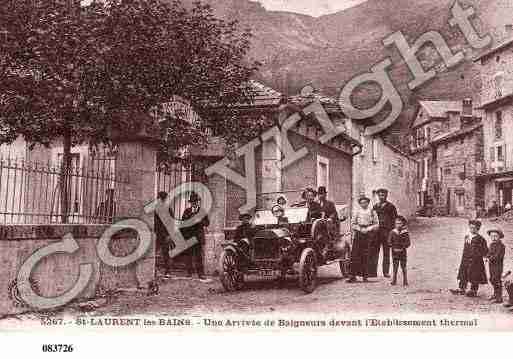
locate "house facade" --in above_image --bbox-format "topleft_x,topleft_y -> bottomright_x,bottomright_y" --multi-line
409,100 -> 463,210
409,99 -> 484,217
474,35 -> 513,212
347,123 -> 418,219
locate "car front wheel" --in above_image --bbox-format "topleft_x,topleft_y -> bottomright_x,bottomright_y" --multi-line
219,249 -> 244,292
299,248 -> 317,293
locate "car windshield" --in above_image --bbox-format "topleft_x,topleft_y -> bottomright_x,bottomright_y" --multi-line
253,207 -> 308,225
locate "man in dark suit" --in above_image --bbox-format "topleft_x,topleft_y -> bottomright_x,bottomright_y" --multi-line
318,186 -> 339,222
318,186 -> 339,240
371,188 -> 398,278
155,191 -> 175,278
181,192 -> 210,280
304,187 -> 322,222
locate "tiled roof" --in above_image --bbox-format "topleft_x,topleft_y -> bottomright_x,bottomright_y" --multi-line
413,100 -> 462,128
419,100 -> 462,118
288,92 -> 343,115
474,38 -> 513,62
431,123 -> 482,144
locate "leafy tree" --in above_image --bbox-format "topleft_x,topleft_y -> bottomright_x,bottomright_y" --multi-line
0,0 -> 260,222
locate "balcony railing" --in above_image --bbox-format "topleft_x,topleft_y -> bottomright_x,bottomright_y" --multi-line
476,162 -> 513,176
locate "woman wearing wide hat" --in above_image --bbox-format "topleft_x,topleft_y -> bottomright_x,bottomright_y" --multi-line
347,195 -> 379,283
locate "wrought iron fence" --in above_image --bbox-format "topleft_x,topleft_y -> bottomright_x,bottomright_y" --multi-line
0,155 -> 128,224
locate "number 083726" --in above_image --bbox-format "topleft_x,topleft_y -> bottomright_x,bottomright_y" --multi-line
42,344 -> 74,353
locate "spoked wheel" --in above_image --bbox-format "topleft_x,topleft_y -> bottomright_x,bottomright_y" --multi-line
219,249 -> 244,292
299,248 -> 318,293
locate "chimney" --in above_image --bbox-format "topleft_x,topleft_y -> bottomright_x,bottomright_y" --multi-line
462,98 -> 473,118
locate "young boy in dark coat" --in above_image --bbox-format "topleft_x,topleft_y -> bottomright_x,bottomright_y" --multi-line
388,215 -> 411,286
486,228 -> 506,303
450,220 -> 488,297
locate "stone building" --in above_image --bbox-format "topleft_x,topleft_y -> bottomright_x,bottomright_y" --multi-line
474,35 -> 513,212
409,99 -> 484,217
409,100 -> 463,209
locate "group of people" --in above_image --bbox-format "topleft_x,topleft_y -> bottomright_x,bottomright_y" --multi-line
153,186 -> 513,309
154,191 -> 210,281
347,188 -> 410,286
450,219 -> 513,308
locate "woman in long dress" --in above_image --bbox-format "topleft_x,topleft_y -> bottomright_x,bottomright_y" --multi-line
347,196 -> 379,283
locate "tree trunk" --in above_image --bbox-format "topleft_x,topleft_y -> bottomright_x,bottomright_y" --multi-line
59,129 -> 72,224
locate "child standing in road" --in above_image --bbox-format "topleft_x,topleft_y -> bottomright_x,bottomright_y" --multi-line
486,228 -> 506,303
450,220 -> 488,297
388,216 -> 411,286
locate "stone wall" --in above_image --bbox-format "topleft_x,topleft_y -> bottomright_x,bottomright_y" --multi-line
0,224 -> 155,315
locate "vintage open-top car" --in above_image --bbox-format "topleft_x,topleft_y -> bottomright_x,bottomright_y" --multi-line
219,204 -> 351,293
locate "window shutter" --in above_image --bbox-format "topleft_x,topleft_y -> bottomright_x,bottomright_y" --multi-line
490,146 -> 496,162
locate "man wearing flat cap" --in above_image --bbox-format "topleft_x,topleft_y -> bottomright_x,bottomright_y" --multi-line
486,228 -> 506,303
371,188 -> 398,278
181,192 -> 210,280
450,219 -> 488,297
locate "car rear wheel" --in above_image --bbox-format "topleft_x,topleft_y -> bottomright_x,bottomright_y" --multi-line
299,248 -> 317,293
219,249 -> 244,292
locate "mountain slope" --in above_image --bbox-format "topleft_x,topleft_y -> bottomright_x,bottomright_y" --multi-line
178,0 -> 488,146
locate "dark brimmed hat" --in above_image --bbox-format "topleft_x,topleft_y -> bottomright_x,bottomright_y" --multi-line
469,219 -> 482,229
239,212 -> 252,221
487,227 -> 505,239
318,186 -> 327,195
358,195 -> 371,204
157,191 -> 168,200
302,187 -> 317,200
277,195 -> 287,204
376,188 -> 389,195
189,192 -> 201,203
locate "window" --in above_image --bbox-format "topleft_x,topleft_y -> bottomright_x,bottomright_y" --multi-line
426,126 -> 431,142
317,155 -> 329,192
495,111 -> 503,139
444,168 -> 452,175
457,193 -> 465,207
494,73 -> 504,98
498,145 -> 504,161
490,146 -> 496,162
416,128 -> 425,147
438,167 -> 443,182
371,137 -> 379,162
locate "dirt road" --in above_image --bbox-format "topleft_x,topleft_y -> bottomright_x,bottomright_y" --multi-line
84,217 -> 513,317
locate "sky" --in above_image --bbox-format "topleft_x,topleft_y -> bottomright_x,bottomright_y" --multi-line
258,0 -> 368,17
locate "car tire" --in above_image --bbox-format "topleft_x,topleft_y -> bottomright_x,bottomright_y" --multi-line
299,248 -> 317,293
219,249 -> 244,292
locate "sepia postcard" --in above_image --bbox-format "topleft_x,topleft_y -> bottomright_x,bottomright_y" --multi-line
1,0 -> 513,350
